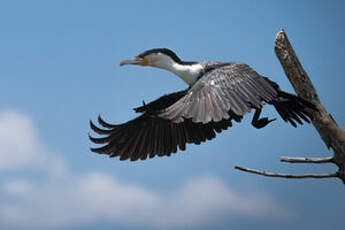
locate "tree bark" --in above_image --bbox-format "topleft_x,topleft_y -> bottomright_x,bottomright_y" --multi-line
235,29 -> 345,184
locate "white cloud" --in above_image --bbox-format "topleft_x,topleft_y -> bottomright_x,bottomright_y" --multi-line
0,109 -> 67,176
0,110 -> 293,229
0,110 -> 45,170
1,173 -> 291,229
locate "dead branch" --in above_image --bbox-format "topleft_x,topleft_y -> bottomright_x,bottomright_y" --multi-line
235,29 -> 345,184
234,166 -> 338,179
280,156 -> 333,164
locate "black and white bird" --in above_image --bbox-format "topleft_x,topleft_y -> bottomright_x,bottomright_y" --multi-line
89,48 -> 315,161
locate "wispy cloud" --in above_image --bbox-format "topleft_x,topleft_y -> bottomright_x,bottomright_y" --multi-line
0,109 -> 67,176
0,110 -> 293,229
0,110 -> 45,170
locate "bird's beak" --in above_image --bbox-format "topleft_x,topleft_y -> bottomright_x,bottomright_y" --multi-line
120,56 -> 148,66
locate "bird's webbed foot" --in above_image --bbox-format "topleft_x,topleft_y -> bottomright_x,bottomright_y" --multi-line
251,108 -> 276,129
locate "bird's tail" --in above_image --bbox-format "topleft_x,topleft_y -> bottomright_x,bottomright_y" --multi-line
271,90 -> 316,127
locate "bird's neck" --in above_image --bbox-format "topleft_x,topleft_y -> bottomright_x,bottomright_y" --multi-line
156,61 -> 203,85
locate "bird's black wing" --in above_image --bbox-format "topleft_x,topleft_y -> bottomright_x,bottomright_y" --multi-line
158,63 -> 278,124
89,90 -> 233,161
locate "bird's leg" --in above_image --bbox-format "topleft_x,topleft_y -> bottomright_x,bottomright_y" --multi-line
251,108 -> 276,129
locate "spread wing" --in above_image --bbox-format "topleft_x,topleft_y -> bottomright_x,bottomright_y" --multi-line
158,63 -> 278,123
89,90 -> 233,161
89,63 -> 280,161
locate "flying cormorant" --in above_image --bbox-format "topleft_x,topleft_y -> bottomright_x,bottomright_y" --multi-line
89,48 -> 315,161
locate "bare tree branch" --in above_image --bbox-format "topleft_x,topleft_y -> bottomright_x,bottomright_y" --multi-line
274,29 -> 345,183
280,156 -> 333,164
235,29 -> 345,184
234,166 -> 338,179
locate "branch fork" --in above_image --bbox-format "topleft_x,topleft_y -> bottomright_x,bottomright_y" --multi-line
235,29 -> 345,184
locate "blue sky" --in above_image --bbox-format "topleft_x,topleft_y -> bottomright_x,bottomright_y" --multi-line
0,0 -> 344,229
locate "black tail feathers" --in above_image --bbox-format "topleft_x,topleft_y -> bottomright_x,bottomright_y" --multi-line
272,90 -> 317,127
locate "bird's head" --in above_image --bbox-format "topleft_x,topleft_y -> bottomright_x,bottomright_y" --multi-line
120,48 -> 182,70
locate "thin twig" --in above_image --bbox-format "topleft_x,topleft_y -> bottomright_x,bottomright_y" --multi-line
280,156 -> 333,164
234,166 -> 338,179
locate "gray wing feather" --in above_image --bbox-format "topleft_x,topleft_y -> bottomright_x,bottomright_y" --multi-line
159,63 -> 277,124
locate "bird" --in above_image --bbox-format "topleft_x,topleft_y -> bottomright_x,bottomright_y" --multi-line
89,48 -> 315,161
